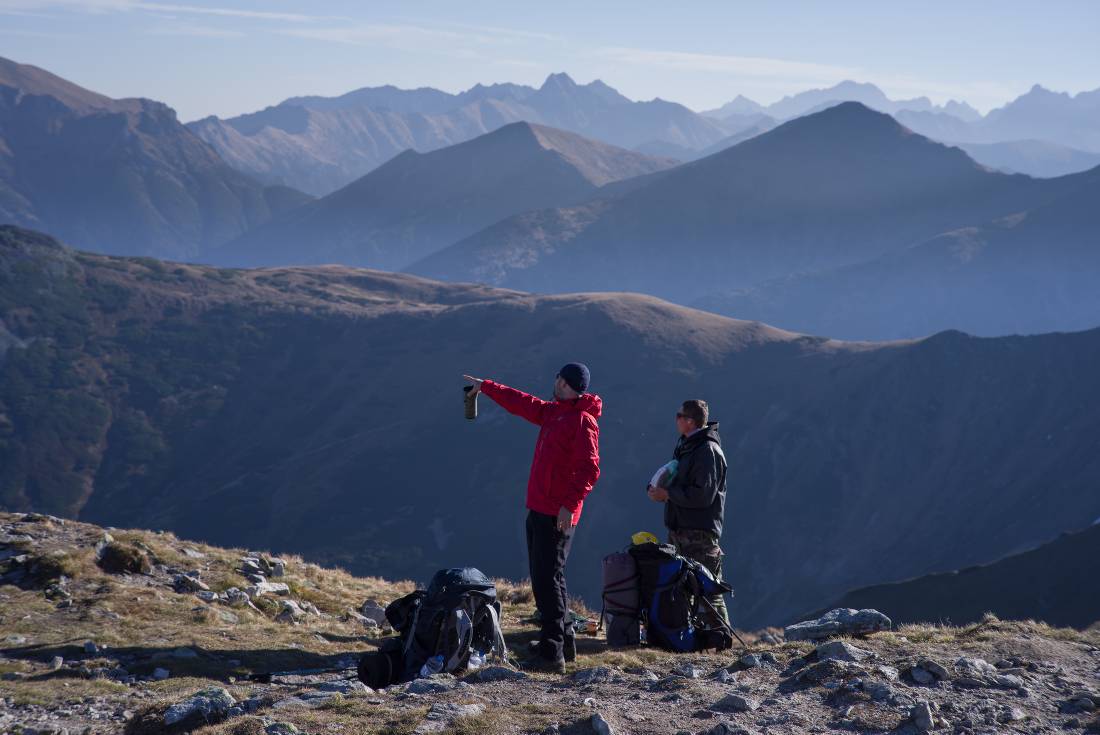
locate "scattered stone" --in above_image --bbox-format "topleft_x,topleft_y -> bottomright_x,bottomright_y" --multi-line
711,668 -> 736,683
863,681 -> 893,701
815,640 -> 872,662
216,609 -> 240,624
360,599 -> 388,625
794,658 -> 866,684
246,581 -> 290,598
471,665 -> 527,682
700,725 -> 755,735
589,712 -> 615,735
318,678 -> 370,695
266,724 -> 300,735
83,641 -> 98,654
173,574 -> 210,593
998,706 -> 1026,723
181,547 -> 206,559
911,701 -> 935,732
270,558 -> 286,577
917,658 -> 951,680
572,666 -> 615,685
153,667 -> 170,680
224,587 -> 252,608
672,662 -> 702,678
345,609 -> 377,627
416,702 -> 486,732
712,693 -> 760,712
955,656 -> 997,678
739,653 -> 763,668
910,666 -> 935,685
784,608 -> 892,641
163,687 -> 236,726
275,599 -> 306,623
49,656 -> 63,671
406,674 -> 458,694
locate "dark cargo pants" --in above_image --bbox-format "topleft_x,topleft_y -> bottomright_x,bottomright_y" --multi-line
669,527 -> 730,629
527,510 -> 574,662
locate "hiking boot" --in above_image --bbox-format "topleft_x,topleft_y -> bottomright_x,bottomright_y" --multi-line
523,655 -> 566,674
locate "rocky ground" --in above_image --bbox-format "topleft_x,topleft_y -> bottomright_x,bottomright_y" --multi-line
1,512 -> 1098,735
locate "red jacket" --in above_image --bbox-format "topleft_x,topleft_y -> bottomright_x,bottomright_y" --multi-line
480,380 -> 601,526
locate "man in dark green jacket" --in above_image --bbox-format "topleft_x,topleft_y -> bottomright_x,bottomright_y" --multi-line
647,399 -> 730,627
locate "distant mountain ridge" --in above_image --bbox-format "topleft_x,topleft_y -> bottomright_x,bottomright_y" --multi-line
694,165 -> 1100,340
407,102 -> 1076,300
0,55 -> 310,260
189,72 -> 732,196
211,121 -> 676,270
815,523 -> 1100,629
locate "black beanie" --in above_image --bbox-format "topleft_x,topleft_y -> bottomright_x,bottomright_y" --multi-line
559,363 -> 590,394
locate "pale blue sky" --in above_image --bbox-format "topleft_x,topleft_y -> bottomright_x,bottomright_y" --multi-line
1,0 -> 1097,122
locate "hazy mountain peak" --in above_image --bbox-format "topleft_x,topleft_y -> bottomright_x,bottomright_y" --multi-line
541,71 -> 578,90
0,55 -> 138,113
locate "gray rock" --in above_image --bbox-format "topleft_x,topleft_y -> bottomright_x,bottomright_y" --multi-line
955,656 -> 997,677
739,653 -> 763,668
318,678 -> 370,695
223,587 -> 253,608
815,640 -> 872,662
784,608 -> 891,641
998,706 -> 1025,723
672,662 -> 703,678
588,713 -> 614,735
572,666 -> 615,685
83,641 -> 98,654
246,581 -> 290,598
360,599 -> 388,625
416,702 -> 486,732
712,693 -> 759,712
918,658 -> 951,680
173,574 -> 210,593
275,599 -> 306,623
270,558 -> 286,577
265,724 -> 300,735
910,666 -> 935,685
49,656 -> 63,670
864,681 -> 893,701
992,673 -> 1026,689
911,701 -> 935,732
406,674 -> 458,694
711,668 -> 736,683
700,724 -> 756,735
472,665 -> 527,682
163,687 -> 236,726
195,590 -> 217,602
153,668 -> 170,680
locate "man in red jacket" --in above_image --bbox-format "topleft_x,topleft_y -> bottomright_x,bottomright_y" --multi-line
464,363 -> 601,672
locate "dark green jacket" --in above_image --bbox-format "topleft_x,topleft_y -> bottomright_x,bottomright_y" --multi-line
663,422 -> 727,536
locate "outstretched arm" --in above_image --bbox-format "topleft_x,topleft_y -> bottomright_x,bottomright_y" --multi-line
464,375 -> 551,426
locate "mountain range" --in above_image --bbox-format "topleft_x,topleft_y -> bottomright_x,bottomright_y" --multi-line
407,102 -> 1083,300
211,122 -> 676,270
189,72 -> 735,196
816,522 -> 1100,629
0,56 -> 310,260
695,165 -> 1100,339
4,225 -> 1100,628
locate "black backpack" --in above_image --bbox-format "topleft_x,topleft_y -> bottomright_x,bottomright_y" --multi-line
359,567 -> 506,687
629,542 -> 733,653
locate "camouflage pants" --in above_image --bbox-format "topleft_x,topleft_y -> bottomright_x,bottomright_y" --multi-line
668,528 -> 730,629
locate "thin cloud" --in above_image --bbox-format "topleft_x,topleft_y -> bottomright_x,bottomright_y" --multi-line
145,21 -> 244,38
0,0 -> 340,22
595,46 -> 860,84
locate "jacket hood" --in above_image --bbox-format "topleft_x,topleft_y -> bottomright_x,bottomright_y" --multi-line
567,392 -> 602,419
683,421 -> 721,449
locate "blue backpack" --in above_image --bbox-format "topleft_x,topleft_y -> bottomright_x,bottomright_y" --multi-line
629,543 -> 734,652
